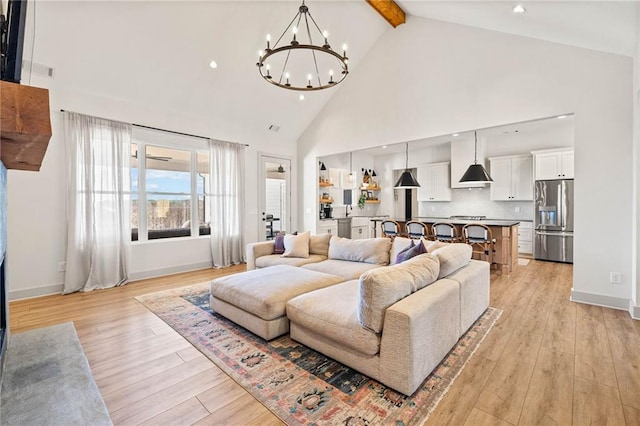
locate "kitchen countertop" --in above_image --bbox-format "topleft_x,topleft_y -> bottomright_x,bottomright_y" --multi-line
415,217 -> 522,227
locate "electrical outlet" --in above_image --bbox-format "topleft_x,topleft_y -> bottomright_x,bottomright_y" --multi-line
58,262 -> 66,272
610,272 -> 622,284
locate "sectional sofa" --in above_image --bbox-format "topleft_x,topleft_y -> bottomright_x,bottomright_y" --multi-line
210,232 -> 490,395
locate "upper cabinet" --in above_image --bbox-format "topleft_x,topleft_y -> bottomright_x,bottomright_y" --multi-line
532,149 -> 574,180
489,155 -> 533,201
417,162 -> 452,201
451,136 -> 487,188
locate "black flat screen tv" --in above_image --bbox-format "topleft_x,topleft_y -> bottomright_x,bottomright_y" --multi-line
1,0 -> 28,83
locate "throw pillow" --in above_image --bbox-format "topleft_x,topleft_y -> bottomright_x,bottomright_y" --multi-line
395,240 -> 414,263
309,233 -> 332,256
396,240 -> 427,263
282,231 -> 310,258
273,232 -> 286,254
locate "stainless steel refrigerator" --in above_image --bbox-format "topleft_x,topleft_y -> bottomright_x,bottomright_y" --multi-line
534,179 -> 574,263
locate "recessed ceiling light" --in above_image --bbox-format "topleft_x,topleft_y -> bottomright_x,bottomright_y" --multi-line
299,94 -> 305,101
513,4 -> 526,14
452,133 -> 459,137
382,145 -> 388,149
557,115 -> 567,119
209,60 -> 218,69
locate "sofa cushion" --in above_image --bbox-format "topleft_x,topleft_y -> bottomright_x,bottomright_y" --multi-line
302,259 -> 383,280
309,233 -> 332,256
430,243 -> 472,278
287,280 -> 381,356
283,231 -> 310,258
357,253 -> 440,333
255,254 -> 327,269
210,265 -> 344,321
328,236 -> 392,265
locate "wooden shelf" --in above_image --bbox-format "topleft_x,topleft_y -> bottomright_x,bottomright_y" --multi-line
319,182 -> 333,187
365,200 -> 380,204
360,185 -> 381,191
319,198 -> 333,204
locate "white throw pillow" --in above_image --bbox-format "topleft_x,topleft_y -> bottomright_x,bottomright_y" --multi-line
328,236 -> 391,265
282,231 -> 310,258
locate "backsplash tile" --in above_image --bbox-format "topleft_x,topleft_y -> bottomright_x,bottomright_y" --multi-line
418,187 -> 534,221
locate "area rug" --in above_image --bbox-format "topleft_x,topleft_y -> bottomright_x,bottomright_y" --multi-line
0,322 -> 112,426
518,258 -> 531,266
137,283 -> 501,426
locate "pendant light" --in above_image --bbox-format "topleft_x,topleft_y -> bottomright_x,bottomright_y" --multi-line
394,143 -> 421,189
347,152 -> 354,182
459,131 -> 493,183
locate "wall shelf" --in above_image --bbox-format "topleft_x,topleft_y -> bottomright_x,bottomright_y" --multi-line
319,182 -> 333,187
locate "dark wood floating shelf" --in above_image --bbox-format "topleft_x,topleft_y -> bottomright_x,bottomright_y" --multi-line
0,81 -> 53,171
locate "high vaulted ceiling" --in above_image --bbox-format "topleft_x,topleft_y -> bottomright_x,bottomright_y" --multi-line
398,1 -> 639,57
26,1 -> 638,147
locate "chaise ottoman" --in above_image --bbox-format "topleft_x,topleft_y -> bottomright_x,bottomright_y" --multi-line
209,264 -> 345,340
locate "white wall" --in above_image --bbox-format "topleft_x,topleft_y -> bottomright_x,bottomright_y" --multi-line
298,16 -> 634,312
7,3 -> 300,299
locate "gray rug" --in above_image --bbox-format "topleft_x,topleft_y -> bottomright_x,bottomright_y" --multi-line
0,322 -> 112,426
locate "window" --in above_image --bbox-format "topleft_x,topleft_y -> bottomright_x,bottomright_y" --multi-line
131,139 -> 211,241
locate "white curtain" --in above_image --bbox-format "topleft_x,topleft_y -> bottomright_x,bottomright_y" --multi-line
63,111 -> 132,293
209,139 -> 245,267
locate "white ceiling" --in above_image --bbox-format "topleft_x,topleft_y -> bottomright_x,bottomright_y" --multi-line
398,0 -> 639,57
28,1 -> 638,147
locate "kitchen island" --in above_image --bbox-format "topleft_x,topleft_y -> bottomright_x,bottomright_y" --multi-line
416,217 -> 520,274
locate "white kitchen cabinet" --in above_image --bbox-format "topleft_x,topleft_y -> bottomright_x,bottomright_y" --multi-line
532,149 -> 574,180
317,220 -> 337,235
451,136 -> 487,188
351,226 -> 368,239
517,221 -> 533,255
417,162 -> 452,201
489,155 -> 533,201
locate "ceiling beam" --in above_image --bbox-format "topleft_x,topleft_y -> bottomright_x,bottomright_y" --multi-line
366,0 -> 406,28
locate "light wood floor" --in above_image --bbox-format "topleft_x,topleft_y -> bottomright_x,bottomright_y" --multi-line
9,260 -> 640,425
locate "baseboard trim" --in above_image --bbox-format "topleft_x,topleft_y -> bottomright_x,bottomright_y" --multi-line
570,289 -> 630,311
630,301 -> 640,320
9,284 -> 64,301
128,261 -> 213,282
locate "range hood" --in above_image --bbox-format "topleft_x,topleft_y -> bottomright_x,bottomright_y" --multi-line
0,81 -> 52,171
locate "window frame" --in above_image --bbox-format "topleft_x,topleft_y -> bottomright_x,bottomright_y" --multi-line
131,129 -> 211,243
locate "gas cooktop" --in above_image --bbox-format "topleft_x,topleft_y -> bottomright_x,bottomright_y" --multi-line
449,215 -> 487,220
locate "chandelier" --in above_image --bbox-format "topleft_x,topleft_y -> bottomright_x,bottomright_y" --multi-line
256,1 -> 349,91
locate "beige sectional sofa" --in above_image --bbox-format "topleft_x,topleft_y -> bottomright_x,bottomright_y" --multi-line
211,233 -> 490,395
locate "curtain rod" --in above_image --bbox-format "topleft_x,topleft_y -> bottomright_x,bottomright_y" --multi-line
59,109 -> 249,147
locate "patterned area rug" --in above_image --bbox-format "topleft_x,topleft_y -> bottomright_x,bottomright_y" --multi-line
137,283 -> 501,425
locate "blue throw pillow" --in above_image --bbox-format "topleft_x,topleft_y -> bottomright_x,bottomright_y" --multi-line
396,240 -> 427,263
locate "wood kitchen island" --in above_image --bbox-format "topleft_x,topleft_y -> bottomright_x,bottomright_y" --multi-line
416,217 -> 520,274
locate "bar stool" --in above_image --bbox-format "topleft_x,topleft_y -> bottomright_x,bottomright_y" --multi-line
462,223 -> 496,263
432,222 -> 461,243
405,221 -> 429,240
381,220 -> 402,239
